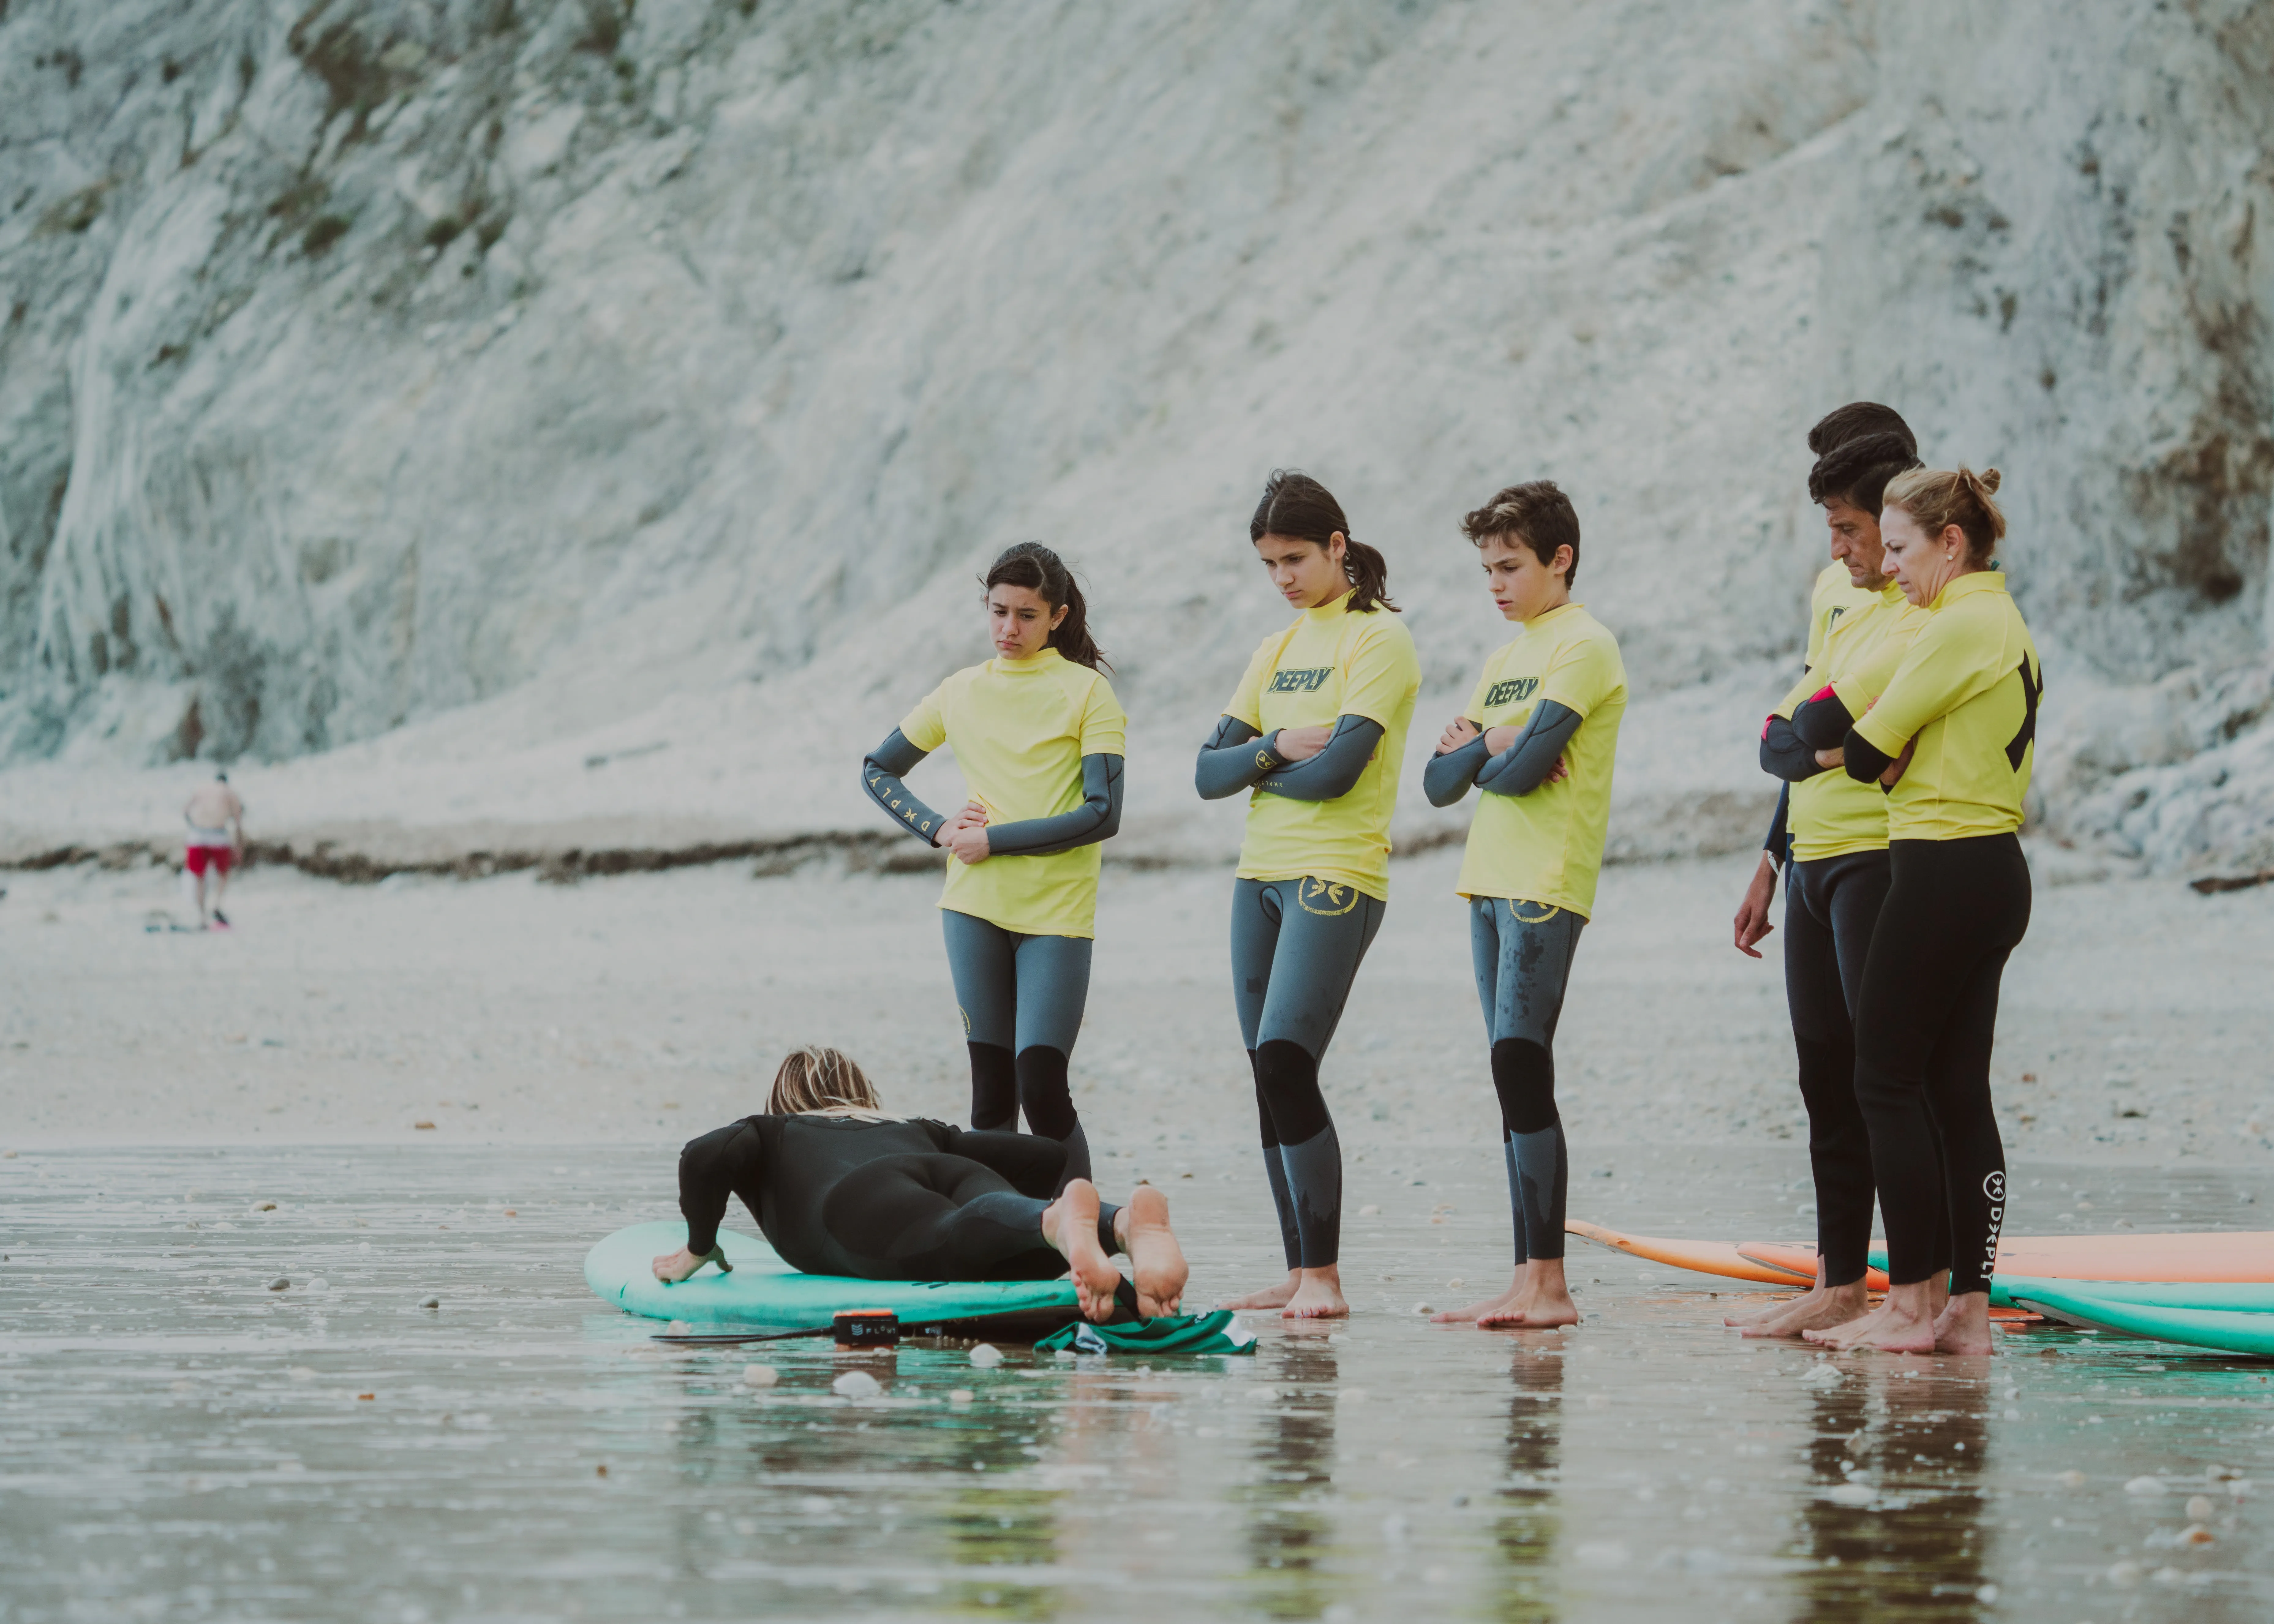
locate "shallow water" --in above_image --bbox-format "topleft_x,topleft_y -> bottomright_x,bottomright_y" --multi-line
3,1144 -> 2270,1623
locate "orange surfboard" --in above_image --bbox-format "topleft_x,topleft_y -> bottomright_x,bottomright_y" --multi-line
1564,1220 -> 1808,1286
1739,1241 -> 1892,1293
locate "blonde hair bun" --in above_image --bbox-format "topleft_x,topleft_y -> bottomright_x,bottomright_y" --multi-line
768,1045 -> 883,1115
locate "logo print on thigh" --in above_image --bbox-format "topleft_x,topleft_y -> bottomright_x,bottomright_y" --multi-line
1983,1171 -> 2006,1203
1297,879 -> 1357,916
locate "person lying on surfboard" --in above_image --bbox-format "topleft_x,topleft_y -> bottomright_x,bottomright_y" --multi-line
649,1045 -> 1189,1321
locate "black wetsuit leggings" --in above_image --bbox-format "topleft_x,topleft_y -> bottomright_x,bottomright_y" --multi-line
1782,850 -> 1894,1289
1470,898 -> 1584,1266
1230,877 -> 1387,1272
1852,835 -> 2030,1296
828,1156 -> 1120,1282
942,910 -> 1092,1187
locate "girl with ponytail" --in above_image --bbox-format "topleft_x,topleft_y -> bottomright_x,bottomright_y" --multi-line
859,543 -> 1125,1185
1193,471 -> 1421,1319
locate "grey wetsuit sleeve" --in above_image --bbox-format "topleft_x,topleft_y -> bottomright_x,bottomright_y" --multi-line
1195,715 -> 1282,801
1474,701 -> 1583,798
1759,716 -> 1823,782
1256,715 -> 1385,802
978,753 -> 1124,857
1764,783 -> 1789,867
1424,736 -> 1491,806
861,729 -> 948,846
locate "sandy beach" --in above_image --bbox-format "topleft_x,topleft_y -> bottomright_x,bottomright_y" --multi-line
6,847 -> 2267,1185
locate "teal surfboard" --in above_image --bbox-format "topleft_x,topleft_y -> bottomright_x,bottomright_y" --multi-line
1995,1276 -> 2274,1315
2007,1283 -> 2274,1357
584,1221 -> 1082,1334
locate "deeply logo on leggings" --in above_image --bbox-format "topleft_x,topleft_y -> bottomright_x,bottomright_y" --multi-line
1485,676 -> 1539,708
1981,1170 -> 2007,1279
1268,667 -> 1335,694
1297,878 -> 1357,916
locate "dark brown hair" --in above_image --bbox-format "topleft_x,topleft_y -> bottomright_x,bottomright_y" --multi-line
1249,470 -> 1397,613
1806,401 -> 1917,459
1461,480 -> 1581,588
1882,466 -> 2006,566
1808,428 -> 1923,511
983,543 -> 1107,671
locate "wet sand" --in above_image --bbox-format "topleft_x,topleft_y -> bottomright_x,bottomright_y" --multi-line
3,848 -> 2270,1186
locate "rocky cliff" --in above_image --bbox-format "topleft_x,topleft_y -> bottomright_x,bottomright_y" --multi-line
2,0 -> 2269,875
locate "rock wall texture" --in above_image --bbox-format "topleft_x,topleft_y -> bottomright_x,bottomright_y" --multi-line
2,0 -> 2269,872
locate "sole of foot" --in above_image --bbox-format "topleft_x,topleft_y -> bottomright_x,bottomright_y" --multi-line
1123,1186 -> 1187,1318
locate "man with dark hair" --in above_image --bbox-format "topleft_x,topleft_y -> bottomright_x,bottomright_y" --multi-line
1725,406 -> 1928,1339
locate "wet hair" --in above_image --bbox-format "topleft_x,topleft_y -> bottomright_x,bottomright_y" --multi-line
1806,402 -> 1917,459
1808,429 -> 1924,512
1250,470 -> 1397,613
1881,466 -> 2006,566
983,543 -> 1107,671
1460,480 -> 1582,588
768,1046 -> 882,1115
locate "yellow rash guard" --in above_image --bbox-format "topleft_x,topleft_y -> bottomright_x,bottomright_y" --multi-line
1808,561 -> 1881,670
1226,591 -> 1421,902
1775,581 -> 1929,861
900,648 -> 1127,937
1452,602 -> 1628,917
1851,571 -> 2042,841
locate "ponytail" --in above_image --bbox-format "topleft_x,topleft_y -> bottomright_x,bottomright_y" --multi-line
1881,465 -> 2006,566
981,542 -> 1109,671
1249,469 -> 1398,613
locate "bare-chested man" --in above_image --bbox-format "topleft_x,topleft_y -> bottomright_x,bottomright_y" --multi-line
182,771 -> 244,930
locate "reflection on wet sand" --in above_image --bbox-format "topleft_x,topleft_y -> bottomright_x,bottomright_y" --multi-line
1491,1341 -> 1565,1623
1789,1363 -> 1989,1624
1239,1336 -> 1340,1618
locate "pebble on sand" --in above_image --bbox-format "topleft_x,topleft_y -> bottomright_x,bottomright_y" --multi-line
2125,1476 -> 2170,1495
419,1296 -> 440,1309
1826,1483 -> 1875,1507
2108,1561 -> 2143,1586
1358,1204 -> 1381,1217
948,1389 -> 975,1404
250,1201 -> 277,1213
666,1321 -> 691,1336
287,1366 -> 316,1381
968,1344 -> 1003,1368
2186,1494 -> 2216,1519
832,1369 -> 882,1399
306,1278 -> 327,1291
414,1121 -> 436,1130
742,1364 -> 778,1387
267,1276 -> 290,1291
2179,1523 -> 2216,1546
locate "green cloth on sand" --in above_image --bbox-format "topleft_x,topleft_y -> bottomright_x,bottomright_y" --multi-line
1036,1310 -> 1256,1357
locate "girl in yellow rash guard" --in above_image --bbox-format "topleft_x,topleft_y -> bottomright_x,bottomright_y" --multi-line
1420,482 -> 1625,1331
859,544 -> 1126,1188
1193,471 -> 1421,1319
1801,468 -> 2041,1359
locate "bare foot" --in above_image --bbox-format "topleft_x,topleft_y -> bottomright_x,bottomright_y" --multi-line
1043,1180 -> 1124,1322
1219,1271 -> 1301,1311
1434,1269 -> 1525,1324
1722,1289 -> 1809,1328
1933,1290 -> 1995,1355
1117,1186 -> 1188,1318
1282,1267 -> 1349,1319
1479,1259 -> 1576,1329
1803,1281 -> 1938,1353
1738,1280 -> 1870,1339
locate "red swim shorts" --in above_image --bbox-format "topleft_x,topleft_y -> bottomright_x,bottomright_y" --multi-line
186,845 -> 234,876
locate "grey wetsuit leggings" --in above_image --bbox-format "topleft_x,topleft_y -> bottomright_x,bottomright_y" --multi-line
942,909 -> 1093,1188
1470,897 -> 1586,1265
1230,877 -> 1388,1272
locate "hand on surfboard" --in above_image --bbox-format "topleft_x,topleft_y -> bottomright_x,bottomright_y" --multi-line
651,1244 -> 732,1284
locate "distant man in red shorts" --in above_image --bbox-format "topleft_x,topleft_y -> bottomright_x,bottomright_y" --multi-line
183,771 -> 245,930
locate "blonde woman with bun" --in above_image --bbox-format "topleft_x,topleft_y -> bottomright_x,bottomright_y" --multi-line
1801,468 -> 2041,1357
651,1047 -> 1188,1321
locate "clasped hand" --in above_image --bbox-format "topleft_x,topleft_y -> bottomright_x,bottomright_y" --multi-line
939,801 -> 992,864
1271,724 -> 1334,762
1436,716 -> 1569,784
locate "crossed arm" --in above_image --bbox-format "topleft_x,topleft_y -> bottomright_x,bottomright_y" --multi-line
1194,714 -> 1386,802
861,731 -> 1123,861
1422,701 -> 1581,806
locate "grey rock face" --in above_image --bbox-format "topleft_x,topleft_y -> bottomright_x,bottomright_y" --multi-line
1,0 -> 2269,870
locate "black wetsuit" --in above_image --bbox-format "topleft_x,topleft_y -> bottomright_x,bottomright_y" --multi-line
678,1115 -> 1118,1281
